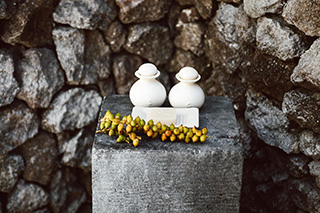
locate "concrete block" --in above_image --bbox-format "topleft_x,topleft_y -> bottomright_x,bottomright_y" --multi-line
93,95 -> 243,212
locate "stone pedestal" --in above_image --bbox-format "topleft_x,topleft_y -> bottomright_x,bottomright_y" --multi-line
92,95 -> 243,212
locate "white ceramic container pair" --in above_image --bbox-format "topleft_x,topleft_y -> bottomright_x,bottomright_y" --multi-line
129,63 -> 205,108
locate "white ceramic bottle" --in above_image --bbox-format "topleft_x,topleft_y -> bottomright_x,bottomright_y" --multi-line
129,63 -> 167,107
169,67 -> 205,108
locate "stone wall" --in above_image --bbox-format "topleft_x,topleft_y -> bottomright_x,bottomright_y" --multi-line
0,0 -> 320,212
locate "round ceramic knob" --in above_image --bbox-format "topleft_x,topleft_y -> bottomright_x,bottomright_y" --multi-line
137,63 -> 158,77
177,67 -> 199,80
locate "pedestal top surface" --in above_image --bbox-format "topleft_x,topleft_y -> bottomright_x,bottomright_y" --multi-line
94,95 -> 241,153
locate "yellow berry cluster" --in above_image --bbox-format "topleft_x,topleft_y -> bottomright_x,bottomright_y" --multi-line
97,110 -> 209,147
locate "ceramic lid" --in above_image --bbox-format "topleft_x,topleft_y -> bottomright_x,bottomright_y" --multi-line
176,67 -> 201,82
135,63 -> 160,79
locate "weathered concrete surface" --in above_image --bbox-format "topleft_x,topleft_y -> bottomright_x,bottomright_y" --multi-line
93,95 -> 243,212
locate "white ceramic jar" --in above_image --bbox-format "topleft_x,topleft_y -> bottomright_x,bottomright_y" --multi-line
168,67 -> 205,108
129,63 -> 167,107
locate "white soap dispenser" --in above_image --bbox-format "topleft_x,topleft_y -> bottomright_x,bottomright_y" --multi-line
129,63 -> 167,107
169,67 -> 205,108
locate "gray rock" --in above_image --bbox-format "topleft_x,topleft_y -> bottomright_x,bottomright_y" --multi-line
52,27 -> 86,84
0,49 -> 19,107
93,95 -> 243,212
20,131 -> 58,185
85,30 -> 112,80
7,180 -> 49,213
283,89 -> 320,134
16,48 -> 65,109
174,22 -> 205,56
235,5 -> 256,45
256,17 -> 306,61
53,27 -> 111,84
168,48 -> 211,75
103,20 -> 127,52
175,0 -> 193,5
115,0 -> 170,24
174,0 -> 213,19
0,101 -> 39,155
288,155 -> 310,178
179,7 -> 201,23
291,38 -> 320,89
42,88 -> 102,133
242,50 -> 295,101
282,0 -> 320,37
0,155 -> 24,193
289,179 -> 320,212
309,160 -> 320,188
112,54 -> 143,94
0,0 -> 53,47
98,78 -> 116,97
309,160 -> 320,177
298,130 -> 320,160
217,0 -> 242,3
244,0 -> 283,18
193,0 -> 213,19
204,3 -> 246,74
53,0 -> 117,30
124,23 -> 173,65
50,169 -> 87,213
0,0 -> 10,19
245,89 -> 299,154
60,129 -> 94,173
203,63 -> 247,113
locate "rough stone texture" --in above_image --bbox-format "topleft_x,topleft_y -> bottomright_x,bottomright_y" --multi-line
112,54 -> 143,94
298,130 -> 320,160
243,0 -> 283,18
0,101 -> 39,156
283,89 -> 320,134
291,38 -> 320,90
85,30 -> 112,80
7,180 -> 49,213
42,88 -> 102,133
0,49 -> 19,107
205,3 -> 246,74
256,17 -> 306,61
0,0 -> 10,19
168,48 -> 211,76
16,48 -> 65,109
193,0 -> 213,19
53,27 -> 111,84
98,78 -> 116,97
289,179 -> 320,212
0,0 -> 54,47
59,129 -> 93,173
0,155 -> 24,193
124,23 -> 173,65
282,0 -> 320,37
93,95 -> 243,212
115,0 -> 170,24
245,89 -> 299,154
242,50 -> 295,101
179,7 -> 201,23
174,21 -> 205,56
20,131 -> 58,185
53,0 -> 117,30
203,64 -> 247,113
235,5 -> 256,46
103,20 -> 126,52
289,155 -> 310,178
309,161 -> 320,186
50,169 -> 87,213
